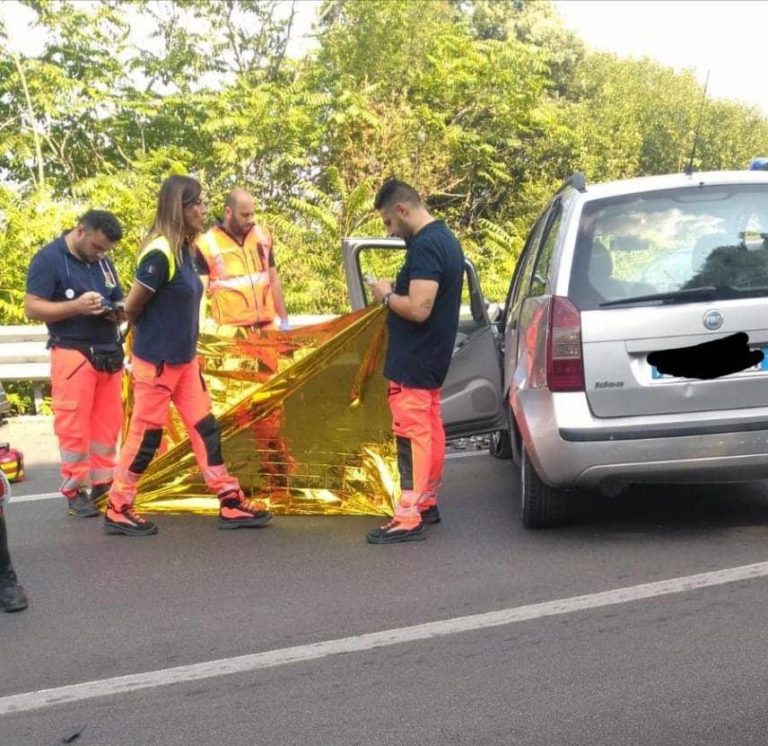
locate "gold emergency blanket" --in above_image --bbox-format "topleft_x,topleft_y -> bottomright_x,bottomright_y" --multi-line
123,306 -> 398,516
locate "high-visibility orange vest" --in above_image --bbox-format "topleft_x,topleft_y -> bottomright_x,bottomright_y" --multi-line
197,224 -> 276,326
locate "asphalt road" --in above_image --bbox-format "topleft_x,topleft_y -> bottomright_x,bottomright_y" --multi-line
3,418 -> 768,745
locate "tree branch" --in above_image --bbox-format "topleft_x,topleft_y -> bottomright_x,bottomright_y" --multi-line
223,2 -> 246,75
12,53 -> 45,187
270,0 -> 296,81
113,140 -> 132,166
251,0 -> 277,72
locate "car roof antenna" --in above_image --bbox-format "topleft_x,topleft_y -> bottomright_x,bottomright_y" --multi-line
685,70 -> 710,176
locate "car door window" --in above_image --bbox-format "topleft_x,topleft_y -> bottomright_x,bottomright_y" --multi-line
504,213 -> 547,332
529,202 -> 563,297
357,246 -> 405,306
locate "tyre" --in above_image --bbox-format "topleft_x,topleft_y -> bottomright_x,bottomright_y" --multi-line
520,446 -> 572,528
489,429 -> 512,459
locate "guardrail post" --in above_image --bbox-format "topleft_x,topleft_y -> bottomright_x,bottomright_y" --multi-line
32,383 -> 44,415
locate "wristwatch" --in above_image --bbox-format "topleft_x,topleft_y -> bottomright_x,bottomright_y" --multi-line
382,291 -> 393,307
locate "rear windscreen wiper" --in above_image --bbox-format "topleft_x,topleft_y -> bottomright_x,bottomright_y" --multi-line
599,286 -> 738,307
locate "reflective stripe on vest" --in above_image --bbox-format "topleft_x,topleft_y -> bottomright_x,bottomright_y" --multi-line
136,236 -> 177,283
198,224 -> 276,326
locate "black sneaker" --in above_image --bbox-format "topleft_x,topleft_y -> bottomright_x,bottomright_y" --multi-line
0,573 -> 28,612
218,490 -> 273,530
65,488 -> 100,518
104,505 -> 158,536
366,520 -> 426,544
419,505 -> 441,524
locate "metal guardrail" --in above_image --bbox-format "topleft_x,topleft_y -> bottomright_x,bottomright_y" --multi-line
0,326 -> 49,411
0,317 -> 340,412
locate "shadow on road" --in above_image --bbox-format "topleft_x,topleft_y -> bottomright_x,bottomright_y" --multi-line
482,455 -> 768,534
570,481 -> 768,533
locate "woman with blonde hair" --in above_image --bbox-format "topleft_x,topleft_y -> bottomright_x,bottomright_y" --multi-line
105,175 -> 272,535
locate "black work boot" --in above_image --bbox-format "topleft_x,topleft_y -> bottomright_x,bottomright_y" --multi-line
0,570 -> 28,613
104,503 -> 158,536
218,490 -> 272,530
63,487 -> 100,518
89,481 -> 112,507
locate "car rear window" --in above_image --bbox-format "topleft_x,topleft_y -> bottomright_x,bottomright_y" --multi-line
568,184 -> 768,310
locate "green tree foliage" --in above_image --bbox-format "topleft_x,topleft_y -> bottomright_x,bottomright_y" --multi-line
268,166 -> 380,311
1,0 -> 768,328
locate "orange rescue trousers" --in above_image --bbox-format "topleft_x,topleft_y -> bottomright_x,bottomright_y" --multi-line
51,347 -> 122,494
388,382 -> 445,528
108,355 -> 240,511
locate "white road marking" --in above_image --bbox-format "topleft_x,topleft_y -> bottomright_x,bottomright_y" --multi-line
2,559 -> 767,716
9,492 -> 59,504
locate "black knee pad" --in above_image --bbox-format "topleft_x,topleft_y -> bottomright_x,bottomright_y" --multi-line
129,428 -> 163,474
396,436 -> 414,491
194,414 -> 224,466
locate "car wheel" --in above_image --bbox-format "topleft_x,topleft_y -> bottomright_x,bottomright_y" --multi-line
489,429 -> 512,460
520,446 -> 572,529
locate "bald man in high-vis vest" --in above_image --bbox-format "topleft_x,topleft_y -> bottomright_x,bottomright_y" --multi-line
197,188 -> 294,493
197,188 -> 289,334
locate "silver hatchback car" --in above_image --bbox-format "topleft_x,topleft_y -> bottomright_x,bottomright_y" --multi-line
344,169 -> 768,528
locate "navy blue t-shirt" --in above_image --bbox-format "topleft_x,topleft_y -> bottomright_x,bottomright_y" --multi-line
25,236 -> 123,344
131,244 -> 206,365
384,220 -> 464,389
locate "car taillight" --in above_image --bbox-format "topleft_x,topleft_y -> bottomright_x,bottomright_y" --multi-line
546,296 -> 584,392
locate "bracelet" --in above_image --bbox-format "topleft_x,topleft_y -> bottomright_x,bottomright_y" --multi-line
382,291 -> 393,307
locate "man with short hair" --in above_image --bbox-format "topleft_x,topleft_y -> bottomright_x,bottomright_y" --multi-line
198,187 -> 289,332
25,210 -> 125,518
366,179 -> 464,544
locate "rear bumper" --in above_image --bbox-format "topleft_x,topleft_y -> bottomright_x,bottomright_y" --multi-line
515,390 -> 768,490
559,418 -> 768,441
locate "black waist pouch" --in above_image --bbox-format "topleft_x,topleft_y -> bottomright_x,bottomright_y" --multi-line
49,337 -> 124,373
88,346 -> 124,373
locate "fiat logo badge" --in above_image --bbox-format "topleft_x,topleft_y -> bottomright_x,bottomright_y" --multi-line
703,309 -> 723,330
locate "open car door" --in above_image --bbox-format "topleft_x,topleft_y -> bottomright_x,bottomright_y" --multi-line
342,237 -> 504,439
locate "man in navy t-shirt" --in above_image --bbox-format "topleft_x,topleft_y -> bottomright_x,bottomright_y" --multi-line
366,180 -> 464,544
25,210 -> 125,519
